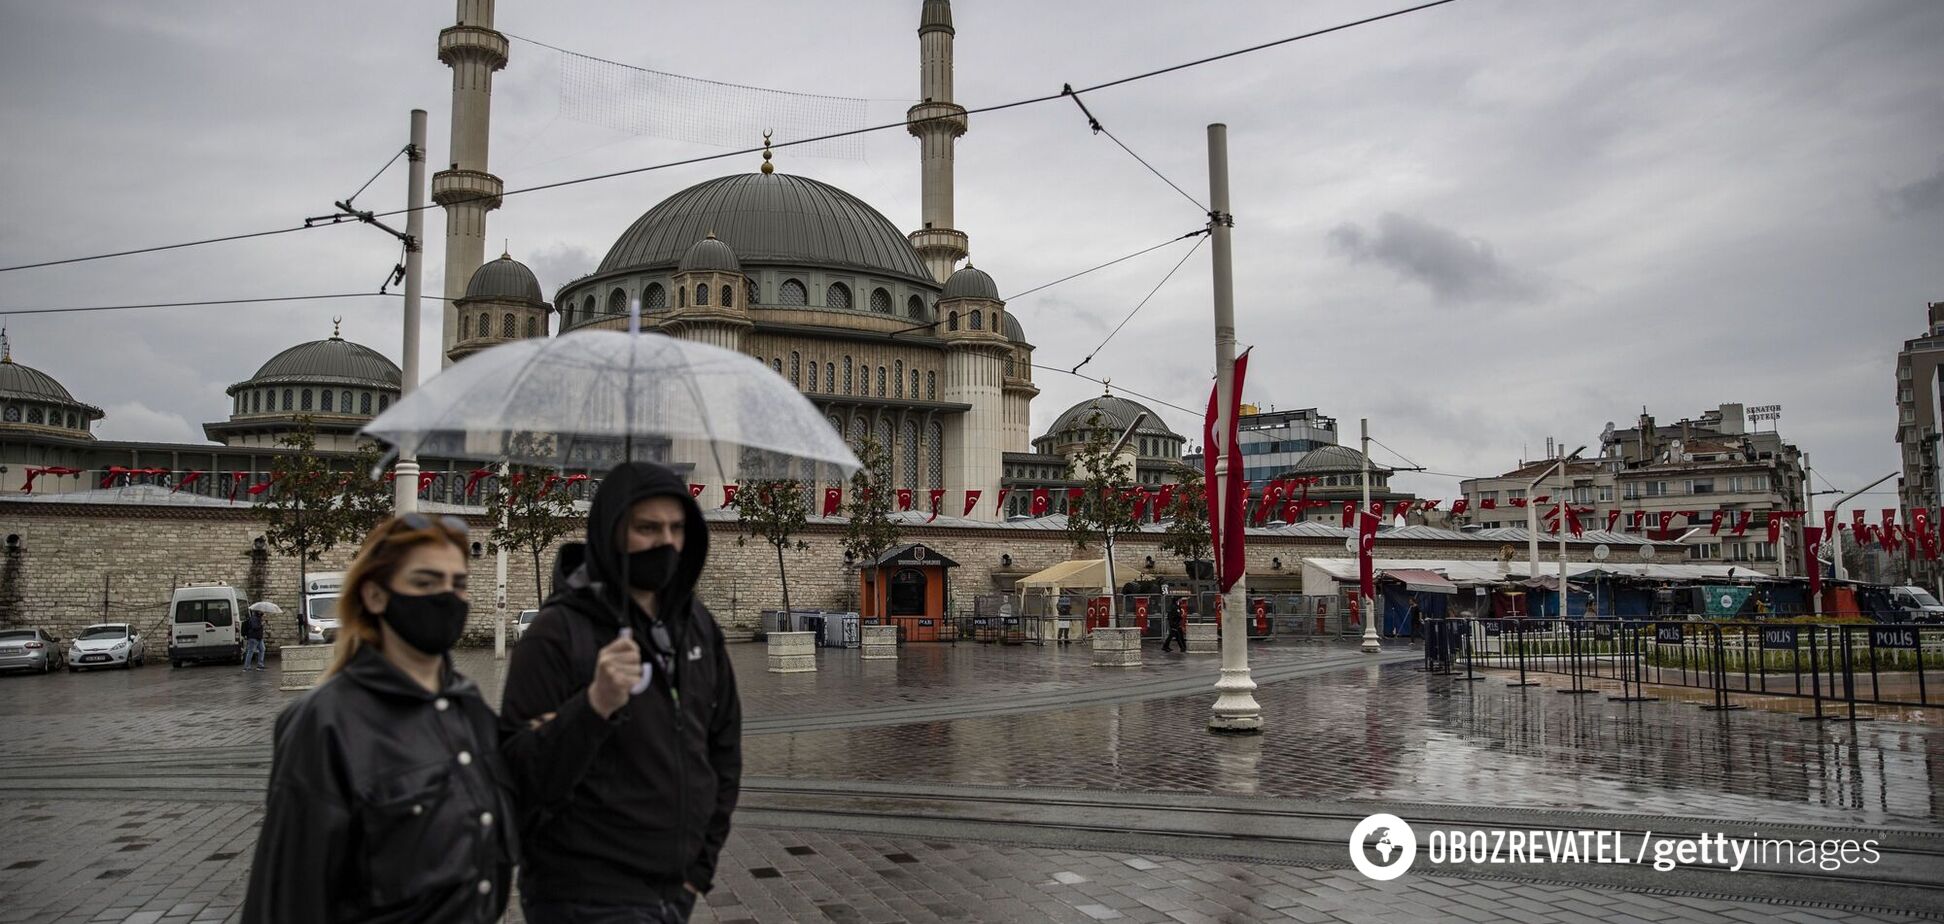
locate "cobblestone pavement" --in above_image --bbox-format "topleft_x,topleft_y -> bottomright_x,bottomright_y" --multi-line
3,799 -> 1933,924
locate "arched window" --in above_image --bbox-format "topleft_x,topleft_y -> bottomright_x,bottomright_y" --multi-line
379,395 -> 390,412
927,422 -> 944,489
503,314 -> 517,338
608,288 -> 627,315
678,286 -> 687,308
359,393 -> 372,415
478,313 -> 490,338
901,420 -> 919,489
340,391 -> 351,413
282,389 -> 294,411
871,288 -> 892,314
969,310 -> 983,330
644,283 -> 666,311
826,283 -> 852,310
843,357 -> 853,394
721,285 -> 734,307
877,366 -> 887,397
771,359 -> 783,376
926,371 -> 936,401
320,390 -> 333,412
906,295 -> 925,319
562,304 -> 573,327
66,412 -> 77,429
948,311 -> 959,331
461,315 -> 471,339
876,420 -> 894,476
1006,356 -> 1016,378
894,360 -> 904,398
807,360 -> 818,393
826,362 -> 835,393
848,417 -> 868,451
695,284 -> 709,307
779,279 -> 807,306
251,391 -> 261,413
583,295 -> 596,320
26,407 -> 43,425
790,352 -> 801,386
911,369 -> 919,399
746,279 -> 759,305
828,414 -> 843,436
526,316 -> 539,338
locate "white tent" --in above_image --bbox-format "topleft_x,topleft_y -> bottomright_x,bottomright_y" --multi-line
1015,559 -> 1110,593
1300,557 -> 1770,593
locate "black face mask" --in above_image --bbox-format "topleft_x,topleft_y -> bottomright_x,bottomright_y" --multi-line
625,545 -> 680,592
379,591 -> 469,656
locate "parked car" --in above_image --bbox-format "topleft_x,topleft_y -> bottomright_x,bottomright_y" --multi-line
68,624 -> 146,671
301,571 -> 345,643
168,582 -> 243,667
1887,586 -> 1944,624
514,609 -> 540,643
0,628 -> 64,674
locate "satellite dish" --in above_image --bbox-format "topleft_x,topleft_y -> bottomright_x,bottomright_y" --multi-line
1639,544 -> 1657,561
1593,544 -> 1611,561
1344,536 -> 1359,554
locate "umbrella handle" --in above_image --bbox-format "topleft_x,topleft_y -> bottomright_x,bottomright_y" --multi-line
617,628 -> 654,695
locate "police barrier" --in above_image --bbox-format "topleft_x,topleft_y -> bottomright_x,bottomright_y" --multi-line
1423,618 -> 1941,717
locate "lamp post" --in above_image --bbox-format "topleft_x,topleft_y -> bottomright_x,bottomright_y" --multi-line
392,109 -> 427,514
1204,122 -> 1261,733
1359,418 -> 1379,653
1525,445 -> 1586,581
1103,412 -> 1148,628
1827,471 -> 1899,581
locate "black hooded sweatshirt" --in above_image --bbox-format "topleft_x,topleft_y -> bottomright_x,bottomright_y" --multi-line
498,462 -> 742,905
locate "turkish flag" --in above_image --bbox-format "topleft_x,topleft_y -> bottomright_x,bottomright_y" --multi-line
171,471 -> 205,494
1734,511 -> 1752,536
1066,487 -> 1084,512
1853,509 -> 1868,536
721,484 -> 739,507
1255,481 -> 1283,526
1154,484 -> 1175,521
1824,510 -> 1837,538
1805,526 -> 1823,599
994,488 -> 1009,515
1481,498 -> 1497,510
896,489 -> 913,511
1357,506 -> 1379,605
1341,502 -> 1356,528
1607,509 -> 1621,533
928,489 -> 944,522
1566,508 -> 1585,537
247,473 -> 282,497
1710,510 -> 1725,535
1511,497 -> 1528,509
228,471 -> 249,502
1392,499 -> 1412,521
1654,511 -> 1676,538
416,472 -> 440,494
1767,515 -> 1782,545
963,490 -> 982,517
1421,499 -> 1443,511
1202,349 -> 1250,594
1131,488 -> 1151,522
1916,508 -> 1932,549
464,469 -> 492,497
1030,488 -> 1050,516
1451,498 -> 1470,516
99,466 -> 129,489
822,487 -> 842,517
689,483 -> 705,498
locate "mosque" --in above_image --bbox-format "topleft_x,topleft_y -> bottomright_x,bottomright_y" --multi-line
0,0 -> 1189,515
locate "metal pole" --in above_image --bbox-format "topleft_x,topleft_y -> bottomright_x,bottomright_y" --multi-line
1103,413 -> 1147,630
1830,471 -> 1899,583
1558,446 -> 1568,618
393,109 -> 428,514
1360,418 -> 1380,654
1204,123 -> 1261,734
493,461 -> 509,659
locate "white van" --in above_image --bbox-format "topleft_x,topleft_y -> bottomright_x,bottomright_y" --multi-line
1888,586 -> 1944,623
303,572 -> 346,643
169,582 -> 244,667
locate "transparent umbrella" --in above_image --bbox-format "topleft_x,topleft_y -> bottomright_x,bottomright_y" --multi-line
360,305 -> 860,484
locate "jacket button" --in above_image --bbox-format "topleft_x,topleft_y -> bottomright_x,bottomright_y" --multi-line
435,697 -> 450,712
476,879 -> 492,895
479,811 -> 494,828
457,751 -> 473,766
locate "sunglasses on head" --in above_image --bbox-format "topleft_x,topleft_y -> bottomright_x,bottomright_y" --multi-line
396,512 -> 470,536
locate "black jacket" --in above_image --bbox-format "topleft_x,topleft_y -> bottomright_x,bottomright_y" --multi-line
242,612 -> 264,640
242,646 -> 517,924
499,462 -> 743,905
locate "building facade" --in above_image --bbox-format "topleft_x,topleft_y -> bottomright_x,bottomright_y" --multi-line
1894,301 -> 1944,585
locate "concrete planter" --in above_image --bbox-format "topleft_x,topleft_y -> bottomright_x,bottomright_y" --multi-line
860,625 -> 898,661
1090,626 -> 1142,668
278,643 -> 333,691
1186,623 -> 1219,653
767,631 -> 817,673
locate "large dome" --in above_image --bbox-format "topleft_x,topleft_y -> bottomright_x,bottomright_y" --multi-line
597,173 -> 935,285
1046,394 -> 1179,439
242,334 -> 401,390
0,357 -> 79,404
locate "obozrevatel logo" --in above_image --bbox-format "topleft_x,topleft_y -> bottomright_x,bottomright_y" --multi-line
1349,813 -> 1417,881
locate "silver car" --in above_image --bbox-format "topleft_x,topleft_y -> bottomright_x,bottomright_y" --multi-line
0,628 -> 64,674
514,609 -> 540,642
68,623 -> 147,671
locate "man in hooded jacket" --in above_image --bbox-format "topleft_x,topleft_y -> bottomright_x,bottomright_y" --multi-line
500,462 -> 742,924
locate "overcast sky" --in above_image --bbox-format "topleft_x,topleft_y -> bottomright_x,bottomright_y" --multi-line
1,0 -> 1939,505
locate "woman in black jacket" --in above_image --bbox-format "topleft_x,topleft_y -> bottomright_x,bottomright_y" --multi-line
243,513 -> 518,924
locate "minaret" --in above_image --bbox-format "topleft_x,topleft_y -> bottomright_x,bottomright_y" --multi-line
907,0 -> 969,283
433,0 -> 508,367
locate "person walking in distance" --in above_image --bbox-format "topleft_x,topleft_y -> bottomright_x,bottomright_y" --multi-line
500,462 -> 743,924
243,514 -> 517,923
240,606 -> 267,671
1161,598 -> 1189,652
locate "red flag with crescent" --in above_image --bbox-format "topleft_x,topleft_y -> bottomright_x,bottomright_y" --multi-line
1154,484 -> 1175,521
721,484 -> 739,507
994,488 -> 1009,515
419,472 -> 440,494
688,483 -> 705,498
1606,509 -> 1621,532
171,471 -> 204,494
1357,508 -> 1379,606
1767,515 -> 1782,545
464,469 -> 492,497
1451,498 -> 1469,516
1341,502 -> 1355,528
895,489 -> 913,511
1733,511 -> 1752,536
963,489 -> 982,517
822,486 -> 842,517
1065,487 -> 1084,513
927,489 -> 944,522
1710,510 -> 1725,535
1805,526 -> 1823,599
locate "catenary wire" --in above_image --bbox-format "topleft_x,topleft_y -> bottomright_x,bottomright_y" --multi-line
0,292 -> 448,317
0,0 -> 1459,274
1068,234 -> 1206,374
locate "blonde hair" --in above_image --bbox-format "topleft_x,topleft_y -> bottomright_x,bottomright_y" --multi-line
322,516 -> 469,678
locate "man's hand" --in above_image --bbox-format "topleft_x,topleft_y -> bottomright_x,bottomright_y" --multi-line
587,633 -> 642,718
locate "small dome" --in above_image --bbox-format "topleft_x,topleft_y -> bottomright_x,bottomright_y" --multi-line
1043,394 -> 1180,441
942,264 -> 999,301
240,330 -> 401,391
1001,311 -> 1027,344
0,357 -> 80,404
463,254 -> 545,304
1287,444 -> 1385,475
678,233 -> 741,273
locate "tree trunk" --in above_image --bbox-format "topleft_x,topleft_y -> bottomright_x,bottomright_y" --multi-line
532,547 -> 544,610
776,541 -> 793,617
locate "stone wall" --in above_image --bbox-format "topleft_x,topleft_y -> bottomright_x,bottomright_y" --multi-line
0,502 -> 1535,647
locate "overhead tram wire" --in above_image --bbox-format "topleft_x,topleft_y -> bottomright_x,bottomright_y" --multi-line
0,0 -> 1460,275
1062,85 -> 1207,213
1027,363 -> 1202,419
0,291 -> 448,318
1067,234 -> 1207,375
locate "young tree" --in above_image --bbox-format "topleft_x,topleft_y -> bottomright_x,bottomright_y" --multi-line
1063,411 -> 1140,554
488,467 -> 580,610
839,437 -> 901,615
1158,464 -> 1212,565
257,423 -> 389,636
736,479 -> 812,617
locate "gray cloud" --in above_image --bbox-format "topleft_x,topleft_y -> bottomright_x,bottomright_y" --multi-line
1327,213 -> 1543,304
1882,158 -> 1944,217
